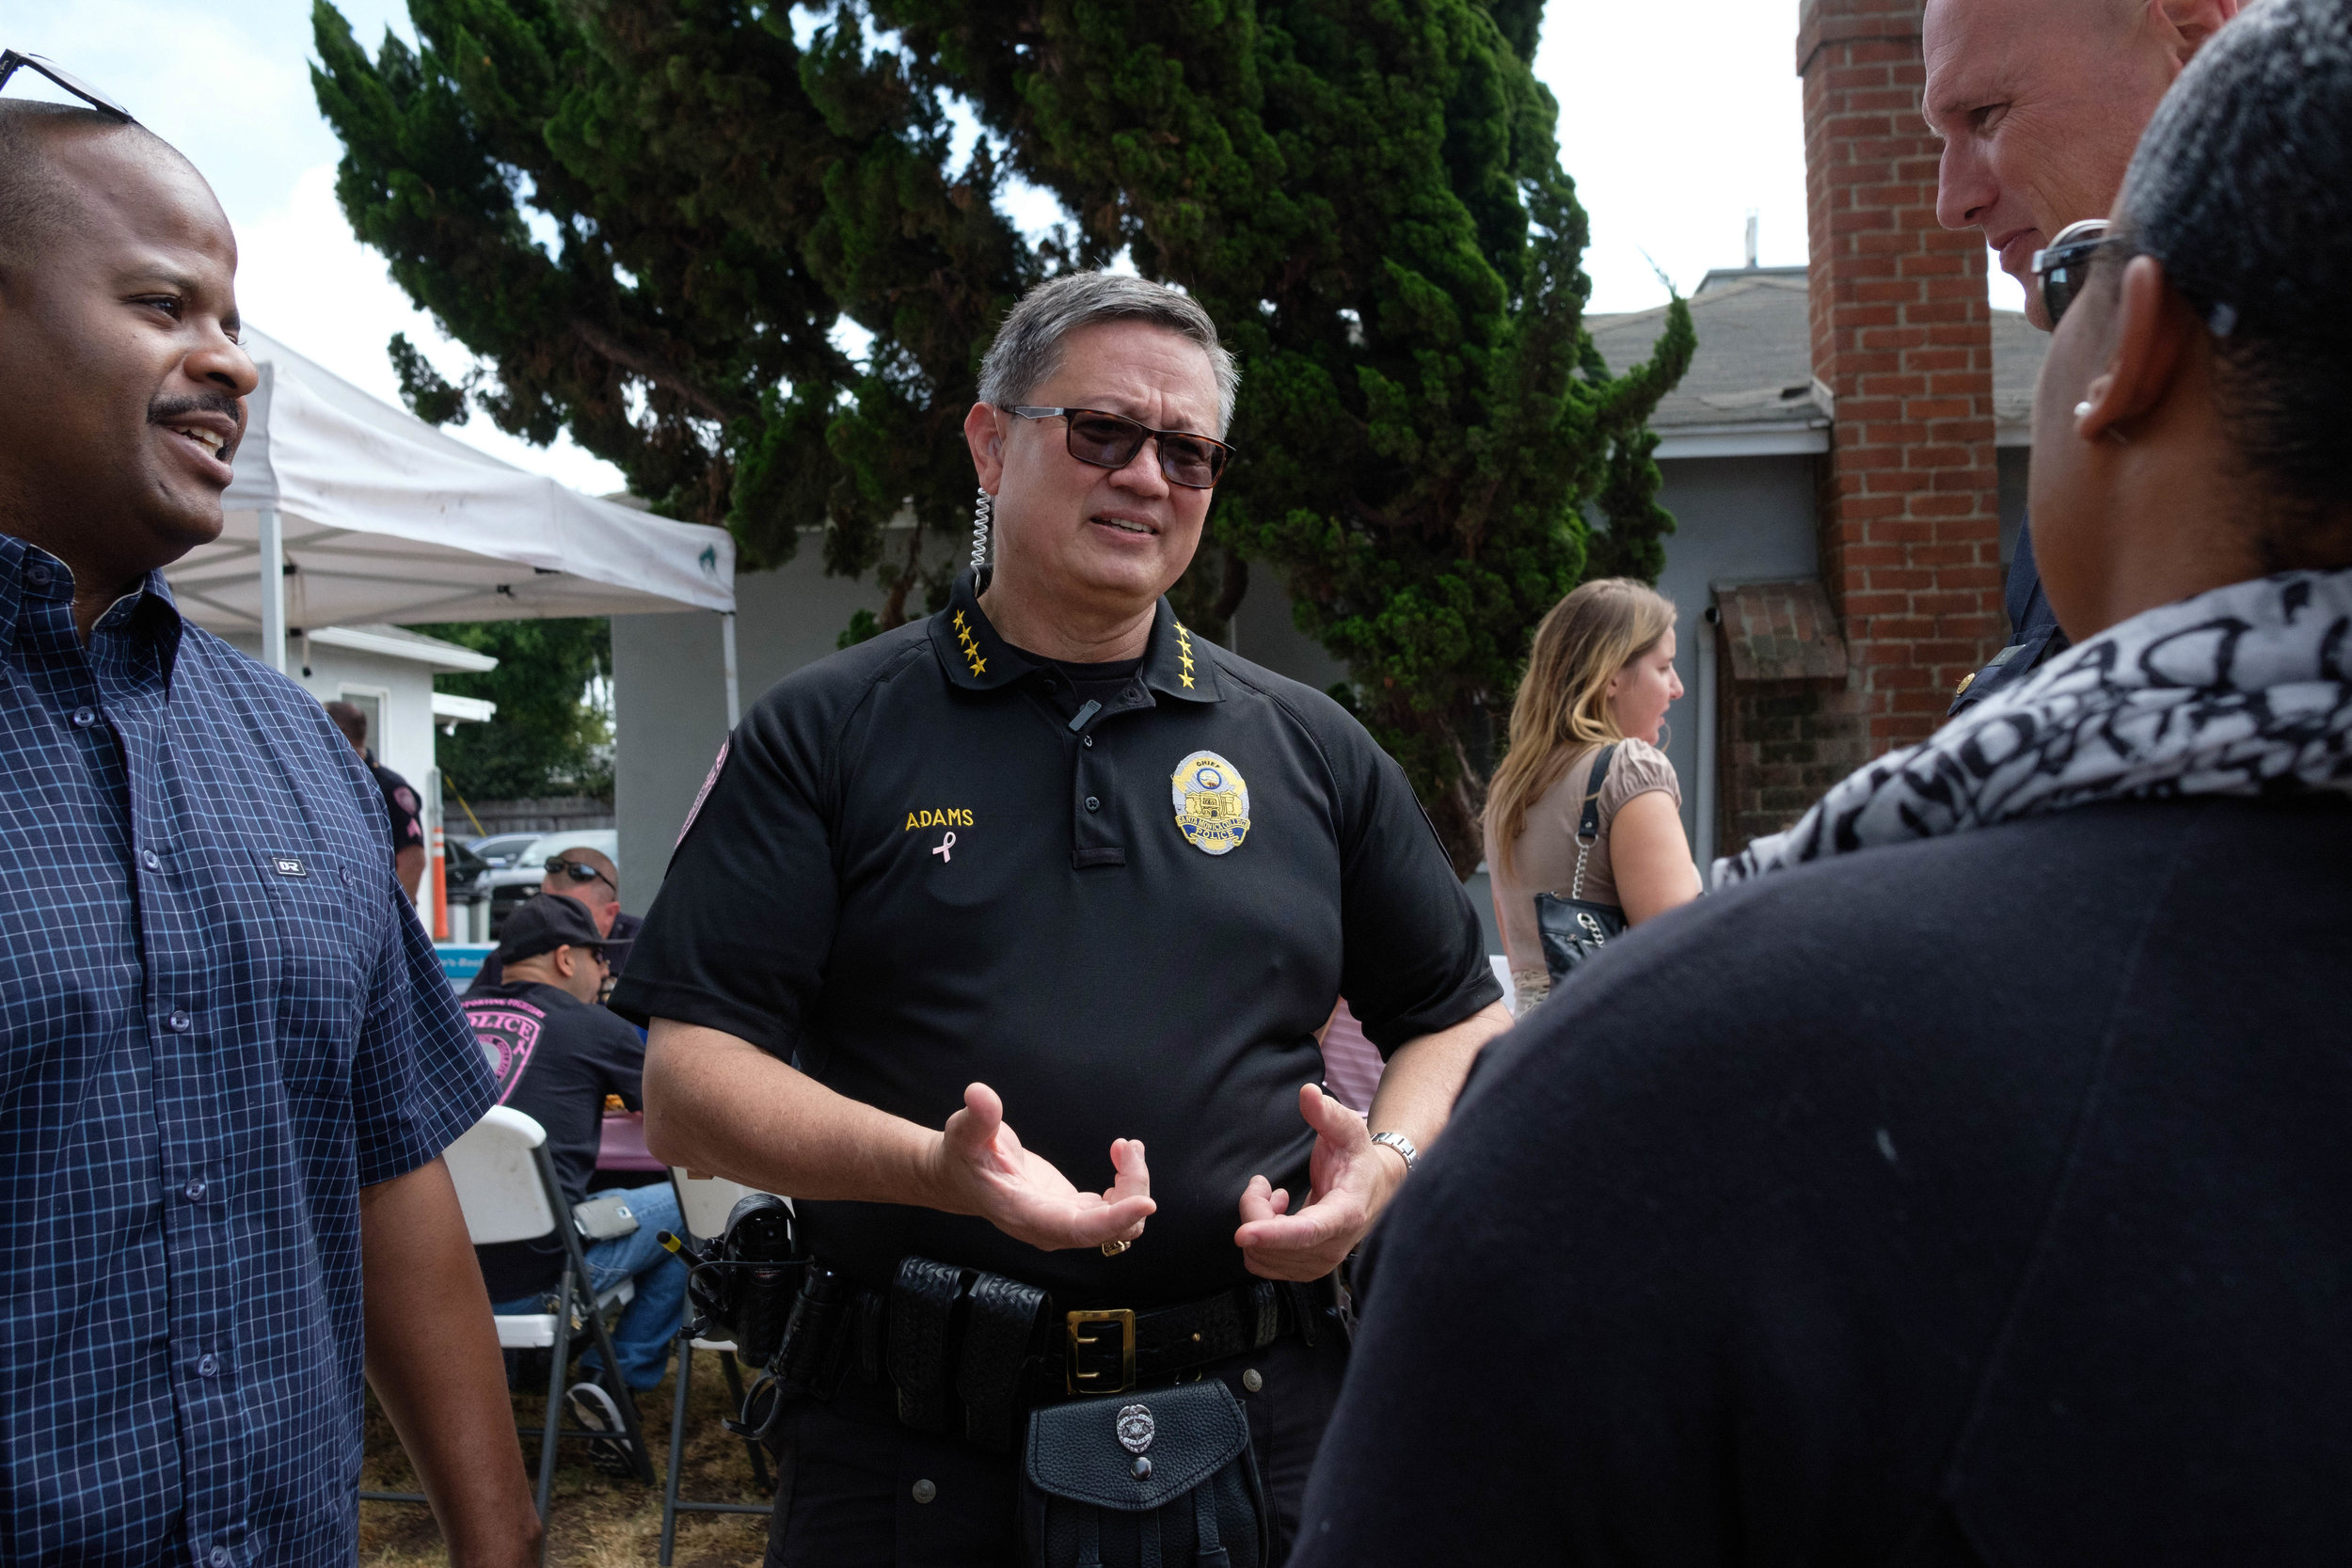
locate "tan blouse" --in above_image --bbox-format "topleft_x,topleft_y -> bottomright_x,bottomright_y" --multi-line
1486,738 -> 1682,1011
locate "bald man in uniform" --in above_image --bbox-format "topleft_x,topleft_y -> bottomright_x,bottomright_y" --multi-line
1926,0 -> 2241,713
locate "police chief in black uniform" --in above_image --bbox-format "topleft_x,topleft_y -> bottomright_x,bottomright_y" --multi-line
613,271 -> 1511,1565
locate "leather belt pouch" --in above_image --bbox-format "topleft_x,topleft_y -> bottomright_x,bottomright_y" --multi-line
1020,1381 -> 1267,1568
889,1257 -> 966,1433
959,1272 -> 1049,1452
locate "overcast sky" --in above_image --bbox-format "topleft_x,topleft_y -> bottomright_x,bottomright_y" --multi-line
8,0 -> 2022,497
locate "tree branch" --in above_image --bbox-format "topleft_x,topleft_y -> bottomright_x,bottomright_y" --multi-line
568,318 -> 749,423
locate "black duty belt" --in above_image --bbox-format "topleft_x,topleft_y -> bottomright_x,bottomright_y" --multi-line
1055,1276 -> 1310,1397
740,1254 -> 1333,1456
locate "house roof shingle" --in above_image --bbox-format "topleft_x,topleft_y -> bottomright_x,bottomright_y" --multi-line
1584,265 -> 2044,451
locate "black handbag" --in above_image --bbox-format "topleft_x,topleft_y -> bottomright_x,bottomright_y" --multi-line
1021,1380 -> 1269,1568
1533,742 -> 1628,984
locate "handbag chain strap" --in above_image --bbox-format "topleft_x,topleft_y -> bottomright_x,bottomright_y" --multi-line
1568,743 -> 1621,903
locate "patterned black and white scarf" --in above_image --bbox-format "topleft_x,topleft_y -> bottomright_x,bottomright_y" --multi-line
1713,569 -> 2352,887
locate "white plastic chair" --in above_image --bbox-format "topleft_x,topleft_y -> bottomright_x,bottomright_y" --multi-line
444,1108 -> 656,1548
660,1168 -> 781,1563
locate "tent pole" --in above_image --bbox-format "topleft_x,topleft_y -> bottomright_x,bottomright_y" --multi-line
258,508 -> 288,674
722,610 -> 740,732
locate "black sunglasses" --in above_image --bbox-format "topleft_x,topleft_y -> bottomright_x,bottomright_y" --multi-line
2031,217 -> 2244,340
1006,406 -> 1234,489
545,856 -> 618,894
0,51 -> 136,122
2031,219 -> 2115,328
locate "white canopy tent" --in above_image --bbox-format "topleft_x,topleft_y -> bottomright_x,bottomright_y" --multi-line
160,327 -> 744,940
167,327 -> 742,723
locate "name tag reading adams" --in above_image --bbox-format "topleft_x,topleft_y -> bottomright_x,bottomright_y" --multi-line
1170,752 -> 1249,855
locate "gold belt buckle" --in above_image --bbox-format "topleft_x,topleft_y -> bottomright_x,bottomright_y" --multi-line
1065,1307 -> 1136,1396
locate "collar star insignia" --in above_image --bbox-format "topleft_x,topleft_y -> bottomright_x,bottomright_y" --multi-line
969,655 -> 987,675
1172,621 -> 1199,689
953,610 -> 967,629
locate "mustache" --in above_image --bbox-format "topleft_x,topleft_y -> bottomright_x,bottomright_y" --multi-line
149,391 -> 248,454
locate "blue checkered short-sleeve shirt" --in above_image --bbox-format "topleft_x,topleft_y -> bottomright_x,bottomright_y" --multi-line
0,537 -> 495,1563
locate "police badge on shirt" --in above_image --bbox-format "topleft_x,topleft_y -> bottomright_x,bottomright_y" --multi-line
1170,751 -> 1249,855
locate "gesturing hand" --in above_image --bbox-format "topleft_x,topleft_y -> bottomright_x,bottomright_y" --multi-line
931,1083 -> 1154,1252
1234,1084 -> 1403,1281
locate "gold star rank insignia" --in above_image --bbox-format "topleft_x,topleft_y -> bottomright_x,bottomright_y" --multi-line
1170,751 -> 1248,854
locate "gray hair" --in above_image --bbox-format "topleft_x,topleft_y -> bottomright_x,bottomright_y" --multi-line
2117,0 -> 2352,530
977,272 -> 1239,436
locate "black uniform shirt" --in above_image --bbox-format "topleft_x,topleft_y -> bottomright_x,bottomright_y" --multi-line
371,761 -> 424,855
1949,515 -> 2070,716
613,573 -> 1499,1306
463,979 -> 646,1301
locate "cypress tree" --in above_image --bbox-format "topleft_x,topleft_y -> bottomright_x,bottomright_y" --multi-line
312,0 -> 1691,870
310,0 -> 1034,618
871,0 -> 1693,865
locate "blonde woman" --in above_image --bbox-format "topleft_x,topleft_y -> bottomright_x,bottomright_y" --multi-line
1485,578 -> 1701,1012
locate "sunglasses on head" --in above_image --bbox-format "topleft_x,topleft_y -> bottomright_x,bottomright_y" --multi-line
1006,406 -> 1234,489
0,51 -> 136,121
546,857 -> 617,893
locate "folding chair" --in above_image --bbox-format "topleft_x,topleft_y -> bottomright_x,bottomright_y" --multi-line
394,1107 -> 656,1560
660,1167 -> 779,1565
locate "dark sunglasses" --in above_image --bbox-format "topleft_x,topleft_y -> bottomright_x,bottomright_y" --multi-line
2031,217 -> 2244,340
545,856 -> 617,894
1006,406 -> 1234,489
0,51 -> 136,121
2031,219 -> 2113,328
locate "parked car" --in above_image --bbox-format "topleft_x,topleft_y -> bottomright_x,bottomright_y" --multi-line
466,832 -> 545,871
482,829 -> 621,938
444,837 -> 490,890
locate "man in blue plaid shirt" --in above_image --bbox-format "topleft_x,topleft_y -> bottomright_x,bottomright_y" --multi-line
0,87 -> 538,1563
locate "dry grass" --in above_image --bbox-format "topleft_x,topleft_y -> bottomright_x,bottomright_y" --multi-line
358,1352 -> 772,1567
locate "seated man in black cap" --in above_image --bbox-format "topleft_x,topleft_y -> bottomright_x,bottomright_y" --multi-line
462,895 -> 685,1428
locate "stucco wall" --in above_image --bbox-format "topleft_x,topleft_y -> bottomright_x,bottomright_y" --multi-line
1646,452 -> 1823,869
613,534 -> 922,907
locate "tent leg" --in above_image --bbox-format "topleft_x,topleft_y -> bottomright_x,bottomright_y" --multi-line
722,611 -> 740,732
259,507 -> 288,674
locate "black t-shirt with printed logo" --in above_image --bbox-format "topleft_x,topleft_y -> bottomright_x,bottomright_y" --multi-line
372,763 -> 425,858
612,571 -> 1501,1307
463,979 -> 647,1301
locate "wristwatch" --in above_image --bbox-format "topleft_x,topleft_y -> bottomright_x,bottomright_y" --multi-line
1369,1131 -> 1420,1174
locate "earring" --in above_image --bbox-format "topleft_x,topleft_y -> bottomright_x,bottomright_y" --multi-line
970,488 -> 992,577
2074,401 -> 2094,418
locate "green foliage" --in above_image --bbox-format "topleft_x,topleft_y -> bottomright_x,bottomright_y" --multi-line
312,0 -> 1691,870
421,618 -> 615,800
873,0 -> 1694,863
388,330 -> 472,425
309,0 -> 1032,610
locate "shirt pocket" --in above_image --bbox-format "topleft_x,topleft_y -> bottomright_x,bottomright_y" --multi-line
238,847 -> 372,1099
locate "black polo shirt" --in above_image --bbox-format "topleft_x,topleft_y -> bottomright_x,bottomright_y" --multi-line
613,573 -> 1499,1306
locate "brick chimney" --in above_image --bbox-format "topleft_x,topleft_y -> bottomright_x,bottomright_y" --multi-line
1797,0 -> 2005,753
